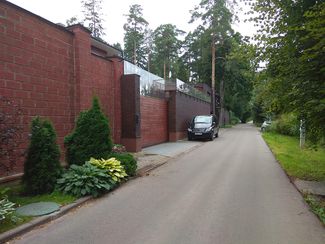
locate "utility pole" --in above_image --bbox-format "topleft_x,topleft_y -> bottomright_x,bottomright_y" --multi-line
211,33 -> 216,115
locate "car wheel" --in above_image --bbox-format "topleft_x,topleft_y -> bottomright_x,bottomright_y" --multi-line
209,133 -> 214,141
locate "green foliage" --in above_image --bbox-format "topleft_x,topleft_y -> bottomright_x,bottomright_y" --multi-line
249,0 -> 325,144
151,24 -> 185,79
0,188 -> 15,222
65,97 -> 113,166
81,0 -> 104,38
0,185 -> 74,233
108,153 -> 137,177
269,113 -> 299,137
304,195 -> 325,224
262,132 -> 325,181
123,4 -> 149,68
89,157 -> 127,182
56,162 -> 115,198
229,111 -> 240,125
23,117 -> 62,195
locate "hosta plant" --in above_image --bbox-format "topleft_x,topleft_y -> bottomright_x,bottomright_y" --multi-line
89,157 -> 128,183
56,162 -> 115,198
108,153 -> 137,177
0,198 -> 15,222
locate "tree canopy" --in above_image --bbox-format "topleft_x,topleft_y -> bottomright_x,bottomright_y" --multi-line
123,4 -> 149,68
249,0 -> 325,142
81,0 -> 105,38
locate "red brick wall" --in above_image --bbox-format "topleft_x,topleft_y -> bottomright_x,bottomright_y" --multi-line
140,96 -> 168,147
0,2 -> 122,177
168,91 -> 211,141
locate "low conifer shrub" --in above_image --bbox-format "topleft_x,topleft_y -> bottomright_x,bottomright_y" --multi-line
64,97 -> 113,165
23,117 -> 62,195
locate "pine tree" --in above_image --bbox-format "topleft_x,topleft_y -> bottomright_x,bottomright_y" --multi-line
123,4 -> 148,68
23,117 -> 62,195
64,97 -> 113,166
81,0 -> 104,38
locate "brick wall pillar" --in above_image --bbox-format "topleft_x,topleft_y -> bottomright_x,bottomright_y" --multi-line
167,90 -> 177,142
121,74 -> 141,152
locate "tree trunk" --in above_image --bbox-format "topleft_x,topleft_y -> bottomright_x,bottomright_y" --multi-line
163,61 -> 166,80
219,78 -> 225,126
133,40 -> 137,65
211,34 -> 216,115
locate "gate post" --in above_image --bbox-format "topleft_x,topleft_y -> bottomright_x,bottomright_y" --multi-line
121,74 -> 141,152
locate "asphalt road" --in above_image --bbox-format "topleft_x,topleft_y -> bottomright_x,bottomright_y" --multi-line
12,124 -> 325,244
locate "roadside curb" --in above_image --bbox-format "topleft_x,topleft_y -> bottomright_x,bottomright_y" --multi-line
135,141 -> 205,176
0,196 -> 92,243
260,132 -> 325,225
0,141 -> 205,243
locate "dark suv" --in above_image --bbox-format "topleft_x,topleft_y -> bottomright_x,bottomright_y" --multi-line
187,115 -> 219,141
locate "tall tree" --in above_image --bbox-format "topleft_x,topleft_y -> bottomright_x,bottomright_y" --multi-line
190,0 -> 235,119
81,0 -> 104,38
250,0 -> 325,142
123,4 -> 148,68
151,24 -> 185,80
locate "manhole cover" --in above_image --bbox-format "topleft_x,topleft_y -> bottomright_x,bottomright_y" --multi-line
15,202 -> 60,216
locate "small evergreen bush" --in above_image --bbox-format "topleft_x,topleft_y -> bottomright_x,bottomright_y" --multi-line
108,153 -> 137,176
56,162 -> 115,197
64,97 -> 113,165
23,117 -> 62,195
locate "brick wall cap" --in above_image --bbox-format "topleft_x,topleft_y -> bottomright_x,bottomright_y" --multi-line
67,23 -> 92,34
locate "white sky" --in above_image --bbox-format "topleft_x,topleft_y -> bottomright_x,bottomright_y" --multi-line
7,0 -> 256,46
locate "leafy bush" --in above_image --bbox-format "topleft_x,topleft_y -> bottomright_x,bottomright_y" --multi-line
89,157 -> 127,182
0,198 -> 15,222
64,97 -> 113,166
108,153 -> 137,176
0,189 -> 15,222
269,113 -> 299,136
23,117 -> 62,195
56,162 -> 115,197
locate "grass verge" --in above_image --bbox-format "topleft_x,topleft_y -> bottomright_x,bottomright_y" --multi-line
262,132 -> 325,181
304,194 -> 325,224
0,184 -> 76,234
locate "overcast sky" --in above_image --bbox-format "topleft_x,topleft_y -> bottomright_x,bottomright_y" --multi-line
8,0 -> 255,46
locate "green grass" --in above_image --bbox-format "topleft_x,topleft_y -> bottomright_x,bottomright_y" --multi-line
262,132 -> 325,181
304,194 -> 325,224
0,184 -> 76,234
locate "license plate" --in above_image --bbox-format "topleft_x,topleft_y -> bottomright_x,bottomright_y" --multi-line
195,133 -> 202,135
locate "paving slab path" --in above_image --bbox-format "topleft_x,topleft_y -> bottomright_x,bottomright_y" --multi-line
11,124 -> 324,244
